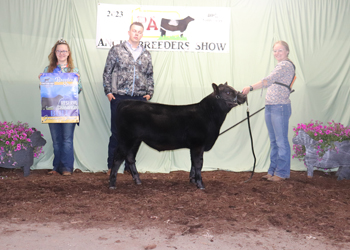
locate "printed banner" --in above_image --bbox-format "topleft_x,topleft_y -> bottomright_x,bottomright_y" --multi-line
96,4 -> 230,53
40,73 -> 79,123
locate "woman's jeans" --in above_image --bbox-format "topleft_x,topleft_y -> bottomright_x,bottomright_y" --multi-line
265,104 -> 291,178
49,123 -> 76,173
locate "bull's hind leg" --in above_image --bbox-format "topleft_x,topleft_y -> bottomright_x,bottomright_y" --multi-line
126,141 -> 142,185
109,147 -> 125,189
190,147 -> 205,189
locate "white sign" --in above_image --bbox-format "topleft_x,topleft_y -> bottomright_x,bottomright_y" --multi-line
96,4 -> 231,53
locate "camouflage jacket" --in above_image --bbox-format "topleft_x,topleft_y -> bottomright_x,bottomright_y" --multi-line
103,42 -> 154,98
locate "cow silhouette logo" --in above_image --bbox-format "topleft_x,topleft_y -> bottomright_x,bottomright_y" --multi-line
160,16 -> 194,37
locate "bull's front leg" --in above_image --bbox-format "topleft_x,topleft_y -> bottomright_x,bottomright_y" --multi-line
109,160 -> 123,189
190,147 -> 205,189
109,148 -> 124,189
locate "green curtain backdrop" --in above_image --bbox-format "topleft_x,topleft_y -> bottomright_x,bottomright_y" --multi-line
0,0 -> 349,173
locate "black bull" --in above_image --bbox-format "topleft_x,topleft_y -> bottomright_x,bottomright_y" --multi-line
109,83 -> 247,189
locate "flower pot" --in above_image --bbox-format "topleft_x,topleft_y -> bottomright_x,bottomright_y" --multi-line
0,130 -> 46,177
0,148 -> 33,176
292,130 -> 350,180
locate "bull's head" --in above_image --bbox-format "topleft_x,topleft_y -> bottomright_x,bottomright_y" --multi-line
212,82 -> 247,108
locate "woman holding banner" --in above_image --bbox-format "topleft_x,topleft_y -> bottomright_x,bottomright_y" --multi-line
39,39 -> 82,176
242,41 -> 295,182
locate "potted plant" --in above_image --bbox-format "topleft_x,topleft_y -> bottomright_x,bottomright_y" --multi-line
292,120 -> 350,179
0,121 -> 46,176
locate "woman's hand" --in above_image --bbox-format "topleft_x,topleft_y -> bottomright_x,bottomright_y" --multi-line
38,73 -> 43,79
242,86 -> 251,95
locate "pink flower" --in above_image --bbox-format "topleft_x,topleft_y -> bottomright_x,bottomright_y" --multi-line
1,121 -> 43,158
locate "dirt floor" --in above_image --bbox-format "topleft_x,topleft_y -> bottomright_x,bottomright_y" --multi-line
1,167 -> 350,249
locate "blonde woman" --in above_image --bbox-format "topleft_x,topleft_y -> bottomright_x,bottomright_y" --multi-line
242,41 -> 295,182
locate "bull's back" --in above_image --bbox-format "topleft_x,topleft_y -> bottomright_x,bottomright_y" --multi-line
116,100 -> 218,151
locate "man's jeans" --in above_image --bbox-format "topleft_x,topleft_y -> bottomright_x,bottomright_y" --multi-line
265,104 -> 292,178
49,123 -> 76,173
108,94 -> 146,170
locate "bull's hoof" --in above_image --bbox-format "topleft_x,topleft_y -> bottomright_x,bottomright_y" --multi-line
134,178 -> 142,185
196,183 -> 205,190
109,186 -> 117,190
189,178 -> 196,184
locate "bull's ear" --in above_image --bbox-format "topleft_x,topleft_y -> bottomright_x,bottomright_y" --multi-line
212,83 -> 219,94
224,82 -> 228,85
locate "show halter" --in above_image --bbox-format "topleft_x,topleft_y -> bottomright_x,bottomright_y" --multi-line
219,96 -> 258,182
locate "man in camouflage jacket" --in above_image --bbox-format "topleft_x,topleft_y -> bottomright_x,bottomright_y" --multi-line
103,22 -> 154,174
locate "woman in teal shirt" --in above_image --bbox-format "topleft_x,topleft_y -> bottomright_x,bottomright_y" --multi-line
40,39 -> 82,176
